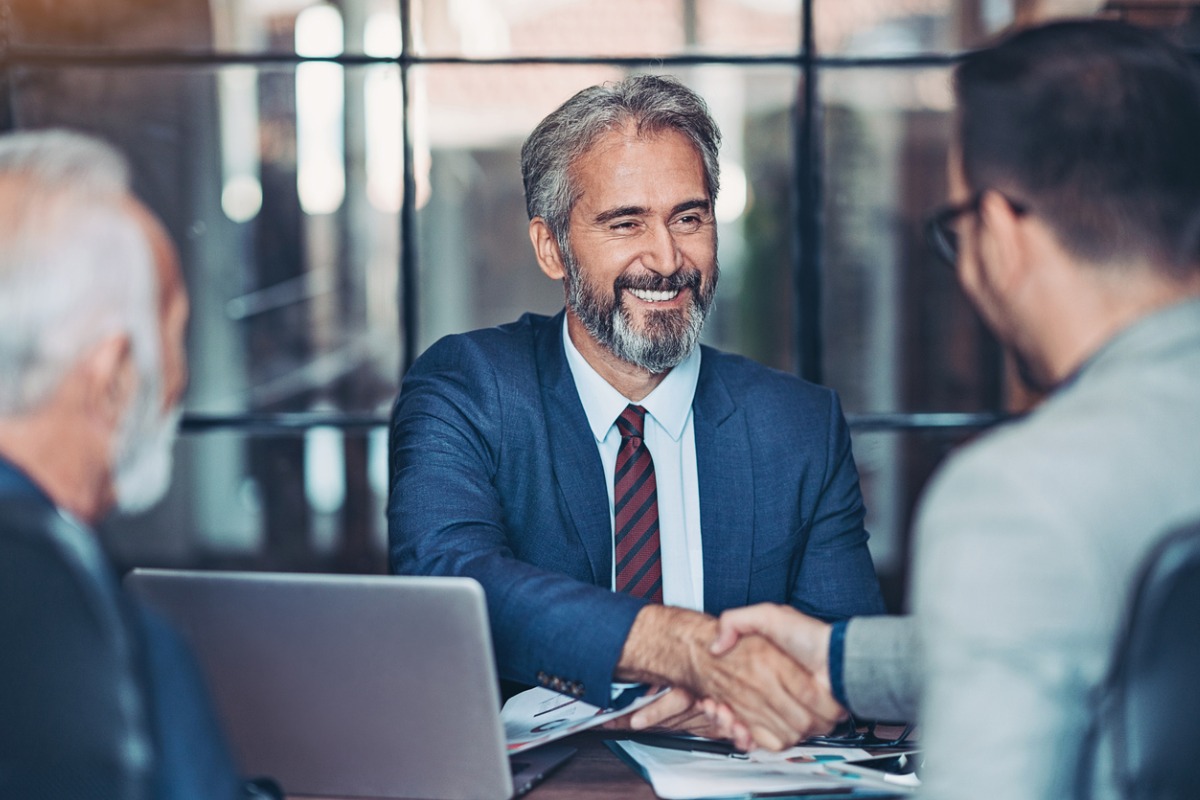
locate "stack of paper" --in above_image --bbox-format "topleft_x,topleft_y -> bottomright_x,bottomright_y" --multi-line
501,684 -> 665,754
612,739 -> 915,799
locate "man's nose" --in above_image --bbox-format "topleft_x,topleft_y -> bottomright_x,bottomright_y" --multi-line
640,220 -> 683,276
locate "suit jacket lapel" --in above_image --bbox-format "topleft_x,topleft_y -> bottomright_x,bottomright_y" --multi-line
694,352 -> 755,612
535,312 -> 612,586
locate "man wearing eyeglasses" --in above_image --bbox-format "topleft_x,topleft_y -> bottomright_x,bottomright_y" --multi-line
692,18 -> 1200,799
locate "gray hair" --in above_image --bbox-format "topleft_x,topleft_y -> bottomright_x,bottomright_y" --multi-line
520,74 -> 722,253
0,130 -> 159,415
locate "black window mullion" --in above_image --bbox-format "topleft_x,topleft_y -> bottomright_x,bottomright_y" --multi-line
399,0 -> 418,377
794,0 -> 822,384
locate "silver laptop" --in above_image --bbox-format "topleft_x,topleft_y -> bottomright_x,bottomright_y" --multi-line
124,569 -> 575,799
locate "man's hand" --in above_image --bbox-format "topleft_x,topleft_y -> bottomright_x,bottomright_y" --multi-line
614,605 -> 842,750
711,603 -> 834,677
601,687 -> 719,737
703,603 -> 843,749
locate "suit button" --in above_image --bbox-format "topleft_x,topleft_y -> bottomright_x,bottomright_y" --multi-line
550,677 -> 565,692
570,683 -> 584,698
536,671 -> 549,686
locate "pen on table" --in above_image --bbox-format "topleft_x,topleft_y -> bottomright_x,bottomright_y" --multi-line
627,732 -> 747,757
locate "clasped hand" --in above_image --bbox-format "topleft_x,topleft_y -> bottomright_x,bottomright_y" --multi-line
611,604 -> 845,751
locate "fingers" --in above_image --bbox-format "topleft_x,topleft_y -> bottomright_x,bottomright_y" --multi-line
699,633 -> 843,750
629,688 -> 697,731
701,700 -> 755,750
713,604 -> 830,674
670,709 -> 732,740
710,603 -> 782,655
614,605 -> 841,751
698,638 -> 800,748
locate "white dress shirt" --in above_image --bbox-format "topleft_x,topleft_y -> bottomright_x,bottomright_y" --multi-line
562,319 -> 705,610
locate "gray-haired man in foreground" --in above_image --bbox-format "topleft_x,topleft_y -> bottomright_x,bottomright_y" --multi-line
0,131 -> 265,799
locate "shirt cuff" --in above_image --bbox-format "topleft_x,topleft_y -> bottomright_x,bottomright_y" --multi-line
828,619 -> 850,710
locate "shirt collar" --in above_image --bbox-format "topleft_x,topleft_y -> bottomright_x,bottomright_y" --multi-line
0,454 -> 55,510
561,317 -> 701,443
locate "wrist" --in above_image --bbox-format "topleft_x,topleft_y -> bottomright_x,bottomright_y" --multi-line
614,605 -> 715,688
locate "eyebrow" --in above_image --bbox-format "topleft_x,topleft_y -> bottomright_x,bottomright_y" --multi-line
672,199 -> 711,216
591,198 -> 711,225
592,205 -> 648,225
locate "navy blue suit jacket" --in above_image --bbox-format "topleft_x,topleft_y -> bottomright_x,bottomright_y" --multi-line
0,458 -> 245,800
388,312 -> 884,707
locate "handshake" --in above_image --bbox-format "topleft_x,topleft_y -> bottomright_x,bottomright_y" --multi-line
610,604 -> 844,752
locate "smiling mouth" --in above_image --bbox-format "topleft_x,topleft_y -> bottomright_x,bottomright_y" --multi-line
626,287 -> 682,303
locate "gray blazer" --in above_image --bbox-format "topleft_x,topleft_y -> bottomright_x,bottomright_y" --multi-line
840,298 -> 1200,800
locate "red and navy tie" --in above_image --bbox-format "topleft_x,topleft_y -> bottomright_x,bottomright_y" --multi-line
613,404 -> 664,603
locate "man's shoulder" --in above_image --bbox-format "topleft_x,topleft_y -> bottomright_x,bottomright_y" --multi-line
0,493 -> 68,549
920,355 -> 1200,541
416,312 -> 556,367
699,345 -> 836,409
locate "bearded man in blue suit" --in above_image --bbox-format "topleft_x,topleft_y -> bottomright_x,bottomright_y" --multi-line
389,75 -> 884,748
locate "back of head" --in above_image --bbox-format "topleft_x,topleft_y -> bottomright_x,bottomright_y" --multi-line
954,19 -> 1200,276
520,74 -> 722,250
0,130 -> 159,415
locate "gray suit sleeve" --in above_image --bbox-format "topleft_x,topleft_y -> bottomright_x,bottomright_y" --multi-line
841,615 -> 920,722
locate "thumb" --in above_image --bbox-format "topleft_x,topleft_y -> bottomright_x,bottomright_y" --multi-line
709,622 -> 740,655
710,604 -> 774,655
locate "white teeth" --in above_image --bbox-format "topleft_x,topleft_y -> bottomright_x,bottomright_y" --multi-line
628,288 -> 680,303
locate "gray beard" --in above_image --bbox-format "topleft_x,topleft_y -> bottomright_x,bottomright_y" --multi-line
562,246 -> 718,374
111,375 -> 178,515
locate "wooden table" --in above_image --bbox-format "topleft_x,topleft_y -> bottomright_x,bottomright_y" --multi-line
293,731 -> 655,800
524,731 -> 657,799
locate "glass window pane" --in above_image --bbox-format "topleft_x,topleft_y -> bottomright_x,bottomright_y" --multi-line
100,428 -> 390,574
815,0 -> 1013,57
848,426 -> 986,610
7,0 -> 402,56
413,0 -> 805,58
414,0 -> 695,58
12,63 -> 403,416
412,63 -> 622,349
693,0 -> 801,55
820,65 -> 1005,416
815,1 -> 1200,57
705,65 -> 800,372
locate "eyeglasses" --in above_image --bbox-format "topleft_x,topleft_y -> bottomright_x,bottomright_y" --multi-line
805,716 -> 916,749
924,191 -> 1028,268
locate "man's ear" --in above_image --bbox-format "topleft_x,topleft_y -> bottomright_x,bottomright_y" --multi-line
80,333 -> 137,430
529,217 -> 567,281
975,189 -> 1031,293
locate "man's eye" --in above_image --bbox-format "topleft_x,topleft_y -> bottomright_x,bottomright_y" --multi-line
674,214 -> 704,230
610,221 -> 638,231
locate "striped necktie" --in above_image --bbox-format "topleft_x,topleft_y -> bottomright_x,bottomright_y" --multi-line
613,404 -> 663,603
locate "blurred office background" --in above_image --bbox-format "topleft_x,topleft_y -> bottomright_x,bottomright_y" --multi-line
4,0 -> 1196,610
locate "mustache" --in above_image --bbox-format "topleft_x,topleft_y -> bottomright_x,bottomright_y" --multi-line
614,269 -> 703,294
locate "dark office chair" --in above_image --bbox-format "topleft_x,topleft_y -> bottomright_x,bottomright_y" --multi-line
1078,517 -> 1200,800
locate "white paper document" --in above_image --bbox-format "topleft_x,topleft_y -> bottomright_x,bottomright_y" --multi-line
501,684 -> 666,754
612,739 -> 890,799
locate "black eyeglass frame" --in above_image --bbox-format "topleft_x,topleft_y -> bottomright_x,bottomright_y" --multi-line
924,191 -> 1029,268
804,715 -> 916,749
